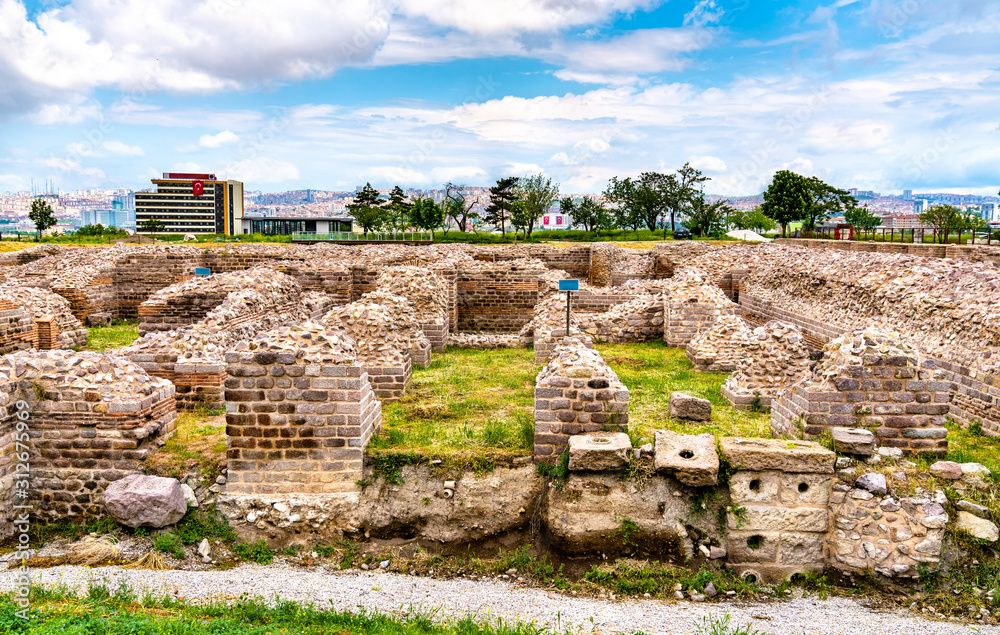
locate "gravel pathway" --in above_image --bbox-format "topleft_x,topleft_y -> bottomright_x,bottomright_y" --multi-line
2,564 -> 995,635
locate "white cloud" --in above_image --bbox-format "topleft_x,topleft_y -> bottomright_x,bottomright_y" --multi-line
42,156 -> 104,178
198,130 -> 240,149
66,140 -> 144,157
225,157 -> 300,184
395,0 -> 659,36
430,166 -> 485,182
689,155 -> 726,172
0,173 -> 24,190
102,140 -> 144,156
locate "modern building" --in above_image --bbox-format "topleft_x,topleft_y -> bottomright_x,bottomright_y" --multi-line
77,201 -> 135,230
880,214 -> 930,230
981,202 -> 997,222
902,189 -> 913,200
135,173 -> 243,235
239,216 -> 352,235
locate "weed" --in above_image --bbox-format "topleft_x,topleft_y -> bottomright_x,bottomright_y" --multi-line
536,451 -> 569,485
279,545 -> 302,557
694,613 -> 766,635
152,533 -> 185,559
232,539 -> 274,565
369,450 -> 422,484
748,393 -> 762,413
173,505 -> 237,545
968,419 -> 984,437
314,544 -> 337,558
340,541 -> 358,569
615,518 -> 643,550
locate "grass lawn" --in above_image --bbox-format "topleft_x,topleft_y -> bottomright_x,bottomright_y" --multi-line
84,319 -> 140,352
371,342 -> 769,463
1,586 -> 562,635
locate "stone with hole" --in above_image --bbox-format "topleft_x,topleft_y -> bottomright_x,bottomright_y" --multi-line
668,392 -> 712,421
830,427 -> 875,457
567,432 -> 631,472
653,429 -> 719,486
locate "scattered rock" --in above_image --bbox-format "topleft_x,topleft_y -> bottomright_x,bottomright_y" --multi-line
180,484 -> 198,509
856,473 -> 888,495
957,500 -> 989,518
929,461 -> 963,480
832,427 -> 876,456
669,392 -> 712,421
956,512 -> 999,543
704,582 -> 718,597
103,474 -> 187,528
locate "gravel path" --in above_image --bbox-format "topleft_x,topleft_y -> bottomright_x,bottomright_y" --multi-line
2,564 -> 995,635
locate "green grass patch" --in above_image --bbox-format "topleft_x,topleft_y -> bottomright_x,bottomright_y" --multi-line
1,586 -> 573,635
596,341 -> 770,446
84,319 -> 139,352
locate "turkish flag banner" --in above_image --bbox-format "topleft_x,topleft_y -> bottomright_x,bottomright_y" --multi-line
192,181 -> 204,196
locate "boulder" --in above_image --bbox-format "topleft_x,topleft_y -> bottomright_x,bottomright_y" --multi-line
956,511 -> 998,543
855,472 -> 887,495
960,463 -> 992,489
669,392 -> 712,421
929,461 -> 963,480
654,429 -> 719,486
831,427 -> 875,456
180,484 -> 198,509
103,474 -> 188,528
567,432 -> 631,472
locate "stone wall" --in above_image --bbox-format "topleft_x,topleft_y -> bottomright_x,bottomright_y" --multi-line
2,350 -> 177,522
224,322 -> 382,496
663,272 -> 741,347
458,265 -> 543,333
686,315 -> 754,372
771,329 -> 950,456
721,438 -> 835,583
534,338 -> 629,462
722,322 -> 814,412
828,485 -> 947,579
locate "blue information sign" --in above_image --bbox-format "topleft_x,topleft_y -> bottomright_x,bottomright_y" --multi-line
194,268 -> 211,276
558,279 -> 579,291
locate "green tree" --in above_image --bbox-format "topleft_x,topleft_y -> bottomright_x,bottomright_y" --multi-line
760,170 -> 811,237
347,182 -> 386,236
484,177 -> 518,236
514,173 -> 559,239
802,176 -> 857,230
443,183 -> 480,232
408,196 -> 445,239
385,185 -> 412,232
919,204 -> 962,243
729,208 -> 776,234
603,174 -> 666,233
685,196 -> 733,237
509,200 -> 532,240
138,218 -> 166,234
29,198 -> 58,239
561,196 -> 610,235
844,205 -> 881,233
672,163 -> 709,232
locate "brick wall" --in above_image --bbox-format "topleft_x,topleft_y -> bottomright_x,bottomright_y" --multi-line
224,349 -> 382,496
665,301 -> 740,347
458,267 -> 542,332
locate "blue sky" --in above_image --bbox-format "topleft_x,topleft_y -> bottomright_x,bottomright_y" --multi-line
0,0 -> 997,195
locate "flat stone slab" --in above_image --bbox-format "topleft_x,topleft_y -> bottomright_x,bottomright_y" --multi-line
654,429 -> 719,486
719,437 -> 835,474
568,432 -> 631,472
669,392 -> 712,421
956,511 -> 998,543
831,427 -> 875,456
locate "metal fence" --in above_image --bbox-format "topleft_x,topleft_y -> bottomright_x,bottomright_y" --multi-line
291,232 -> 433,242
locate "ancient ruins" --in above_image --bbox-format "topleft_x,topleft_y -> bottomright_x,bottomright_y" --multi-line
2,238 -> 999,588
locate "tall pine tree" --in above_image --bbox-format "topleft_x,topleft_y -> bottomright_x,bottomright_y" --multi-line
484,177 -> 517,236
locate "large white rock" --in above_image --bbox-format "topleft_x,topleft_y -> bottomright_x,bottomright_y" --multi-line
103,474 -> 188,528
956,511 -> 998,543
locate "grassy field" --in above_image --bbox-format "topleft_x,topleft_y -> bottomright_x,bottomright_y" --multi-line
0,585 -> 571,635
83,319 -> 140,351
370,342 -> 769,463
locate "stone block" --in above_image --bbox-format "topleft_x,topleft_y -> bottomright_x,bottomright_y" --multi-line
831,427 -> 875,456
719,437 -> 835,474
778,532 -> 825,566
726,531 -> 779,563
653,429 -> 719,486
729,471 -> 780,505
730,505 -> 829,532
567,432 -> 631,472
668,392 -> 712,421
779,473 -> 833,506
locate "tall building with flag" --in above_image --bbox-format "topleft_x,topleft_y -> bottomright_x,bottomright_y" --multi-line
135,173 -> 244,234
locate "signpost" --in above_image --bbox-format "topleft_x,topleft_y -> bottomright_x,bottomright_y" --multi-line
195,267 -> 211,276
558,279 -> 579,336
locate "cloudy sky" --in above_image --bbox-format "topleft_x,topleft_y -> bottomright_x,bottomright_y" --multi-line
0,0 -> 997,195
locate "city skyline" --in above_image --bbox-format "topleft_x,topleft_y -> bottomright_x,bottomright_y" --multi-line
0,0 -> 997,197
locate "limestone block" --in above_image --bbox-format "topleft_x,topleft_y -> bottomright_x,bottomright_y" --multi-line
653,430 -> 719,486
726,531 -> 779,563
778,532 -> 825,565
719,437 -> 835,474
103,474 -> 187,528
729,505 -> 829,533
778,473 -> 833,506
831,427 -> 875,456
568,432 -> 631,472
668,392 -> 712,421
956,511 -> 998,542
729,471 -> 779,505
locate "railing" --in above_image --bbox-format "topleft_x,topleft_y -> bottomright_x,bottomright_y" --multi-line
291,232 -> 434,242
